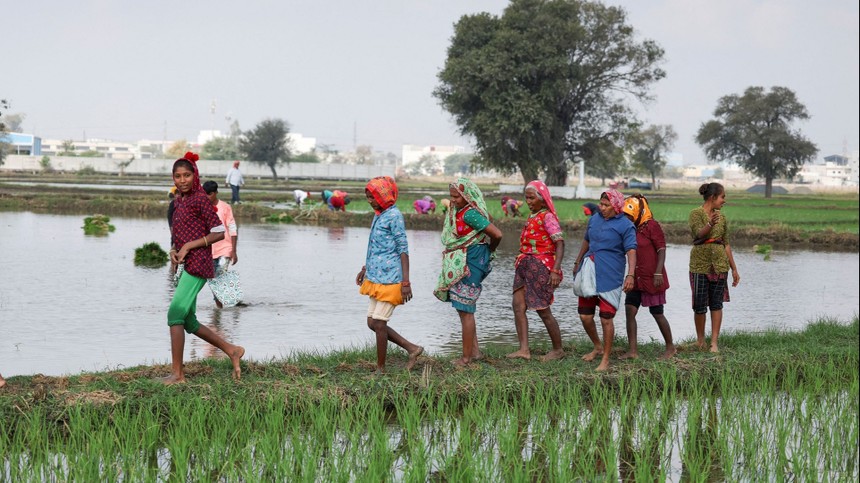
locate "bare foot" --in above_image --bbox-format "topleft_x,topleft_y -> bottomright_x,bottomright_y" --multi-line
659,346 -> 677,360
471,352 -> 485,362
539,349 -> 565,362
373,368 -> 385,376
451,358 -> 469,368
159,375 -> 187,385
595,361 -> 609,372
406,346 -> 424,371
230,346 -> 245,380
619,351 -> 639,360
506,350 -> 531,360
581,349 -> 603,362
695,340 -> 707,350
710,345 -> 719,353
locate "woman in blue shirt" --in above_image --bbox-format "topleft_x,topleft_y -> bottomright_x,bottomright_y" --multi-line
571,189 -> 637,371
355,176 -> 423,374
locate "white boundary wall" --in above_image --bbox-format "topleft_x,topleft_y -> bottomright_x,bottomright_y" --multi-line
1,155 -> 395,180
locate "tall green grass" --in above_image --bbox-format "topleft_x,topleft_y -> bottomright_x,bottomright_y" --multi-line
2,319 -> 857,480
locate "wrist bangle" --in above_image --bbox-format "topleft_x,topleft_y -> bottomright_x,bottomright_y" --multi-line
401,281 -> 411,287
551,269 -> 562,275
654,273 -> 662,275
625,274 -> 634,278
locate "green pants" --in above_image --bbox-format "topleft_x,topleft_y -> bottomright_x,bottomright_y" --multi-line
167,272 -> 207,334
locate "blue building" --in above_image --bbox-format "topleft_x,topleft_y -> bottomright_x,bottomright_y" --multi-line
0,132 -> 42,156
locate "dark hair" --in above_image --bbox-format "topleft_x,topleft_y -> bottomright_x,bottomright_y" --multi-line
698,182 -> 724,201
172,158 -> 194,173
203,180 -> 218,194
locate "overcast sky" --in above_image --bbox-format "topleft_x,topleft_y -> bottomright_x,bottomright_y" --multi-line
6,0 -> 858,164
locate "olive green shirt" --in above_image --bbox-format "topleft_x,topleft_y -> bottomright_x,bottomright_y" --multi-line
688,207 -> 731,274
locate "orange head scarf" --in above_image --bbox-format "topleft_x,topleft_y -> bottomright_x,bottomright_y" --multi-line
365,176 -> 398,215
622,194 -> 654,227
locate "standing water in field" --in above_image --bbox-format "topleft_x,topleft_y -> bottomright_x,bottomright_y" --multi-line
0,212 -> 858,377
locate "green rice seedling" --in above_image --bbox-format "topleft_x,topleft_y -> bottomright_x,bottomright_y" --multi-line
82,214 -> 115,235
133,241 -> 169,267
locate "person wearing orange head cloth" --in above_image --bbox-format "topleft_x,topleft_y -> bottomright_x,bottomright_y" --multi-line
621,194 -> 676,360
225,160 -> 244,204
356,176 -> 424,374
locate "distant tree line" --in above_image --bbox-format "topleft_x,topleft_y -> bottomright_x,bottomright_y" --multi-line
432,0 -> 817,198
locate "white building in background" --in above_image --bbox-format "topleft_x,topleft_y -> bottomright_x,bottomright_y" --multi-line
135,139 -> 172,158
798,154 -> 857,187
401,144 -> 468,167
287,133 -> 316,154
848,150 -> 859,185
197,130 -> 222,145
1,133 -> 42,155
40,138 -> 139,160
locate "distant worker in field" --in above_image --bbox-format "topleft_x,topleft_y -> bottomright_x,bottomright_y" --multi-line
225,160 -> 245,204
293,189 -> 311,207
203,181 -> 243,309
413,196 -> 437,214
356,176 -> 424,374
501,195 -> 524,217
582,202 -> 600,217
328,190 -> 349,211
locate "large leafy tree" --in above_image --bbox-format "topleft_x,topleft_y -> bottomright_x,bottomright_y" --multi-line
696,86 -> 818,198
434,0 -> 664,185
239,118 -> 293,180
630,124 -> 676,190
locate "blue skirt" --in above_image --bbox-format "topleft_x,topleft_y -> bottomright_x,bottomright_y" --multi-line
449,244 -> 492,313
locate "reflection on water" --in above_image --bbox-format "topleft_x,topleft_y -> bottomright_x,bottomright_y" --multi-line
0,212 -> 858,377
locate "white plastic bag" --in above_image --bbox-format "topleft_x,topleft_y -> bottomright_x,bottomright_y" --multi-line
572,257 -> 597,297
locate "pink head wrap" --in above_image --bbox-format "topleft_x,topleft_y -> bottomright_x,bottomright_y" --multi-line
601,189 -> 625,216
526,180 -> 557,216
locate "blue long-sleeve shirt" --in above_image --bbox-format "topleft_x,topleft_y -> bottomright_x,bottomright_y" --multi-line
364,206 -> 409,284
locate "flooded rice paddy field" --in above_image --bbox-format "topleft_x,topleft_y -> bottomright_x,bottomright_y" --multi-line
1,212 -> 858,377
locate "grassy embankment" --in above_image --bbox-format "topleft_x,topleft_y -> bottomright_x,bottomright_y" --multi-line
1,318 -> 857,480
1,174 -> 858,250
